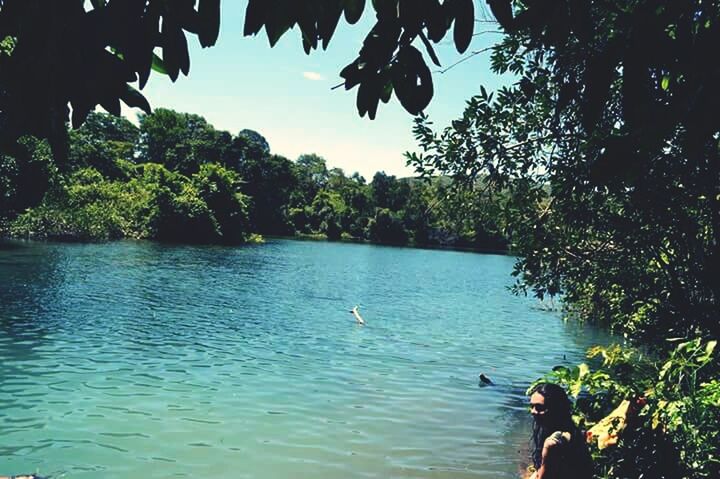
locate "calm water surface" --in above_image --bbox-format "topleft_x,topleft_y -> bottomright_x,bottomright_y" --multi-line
0,239 -> 610,478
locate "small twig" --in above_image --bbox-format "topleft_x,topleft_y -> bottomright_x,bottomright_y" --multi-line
424,193 -> 448,216
503,135 -> 555,151
436,30 -> 504,46
436,46 -> 494,74
538,197 -> 555,220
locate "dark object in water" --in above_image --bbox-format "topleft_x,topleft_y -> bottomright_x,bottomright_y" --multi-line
478,373 -> 494,386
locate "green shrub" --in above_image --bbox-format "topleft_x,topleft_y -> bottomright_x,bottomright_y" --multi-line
11,168 -> 133,240
10,163 -> 252,243
192,163 -> 250,243
533,339 -> 719,479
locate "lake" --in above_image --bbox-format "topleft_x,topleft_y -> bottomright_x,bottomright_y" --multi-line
0,239 -> 610,478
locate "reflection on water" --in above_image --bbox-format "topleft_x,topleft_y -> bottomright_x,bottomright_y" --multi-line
0,239 -> 610,478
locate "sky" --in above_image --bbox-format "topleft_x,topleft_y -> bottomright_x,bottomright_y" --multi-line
125,1 -> 509,180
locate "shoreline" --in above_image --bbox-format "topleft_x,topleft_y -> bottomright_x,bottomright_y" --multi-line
0,231 -> 511,256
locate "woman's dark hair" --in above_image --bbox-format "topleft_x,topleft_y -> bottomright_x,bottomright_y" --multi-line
530,383 -> 577,468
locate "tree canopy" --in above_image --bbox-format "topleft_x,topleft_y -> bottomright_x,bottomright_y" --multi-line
404,0 -> 720,342
0,0 -> 481,160
0,0 -> 221,161
3,0 -> 716,166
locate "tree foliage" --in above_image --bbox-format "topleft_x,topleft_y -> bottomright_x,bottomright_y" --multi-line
0,0 -> 221,162
68,111 -> 139,177
138,108 -> 230,174
408,1 -> 720,343
4,110 -> 507,250
533,340 -> 720,479
244,0 -> 476,119
403,4 -> 720,474
0,136 -> 55,219
0,0 -> 482,164
10,161 -> 252,244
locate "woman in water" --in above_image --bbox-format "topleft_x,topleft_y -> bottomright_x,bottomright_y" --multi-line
526,383 -> 593,479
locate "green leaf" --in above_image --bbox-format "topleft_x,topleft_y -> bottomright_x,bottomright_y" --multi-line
581,43 -> 619,131
357,76 -> 381,119
298,8 -> 318,53
100,96 -> 121,117
151,53 -> 167,75
161,18 -> 185,81
71,103 -> 92,129
661,75 -> 670,90
706,340 -> 717,356
578,363 -> 590,378
178,33 -> 191,76
379,72 -> 393,103
372,0 -> 400,20
340,60 -> 364,90
318,1 -> 344,49
570,381 -> 582,397
426,0 -> 450,42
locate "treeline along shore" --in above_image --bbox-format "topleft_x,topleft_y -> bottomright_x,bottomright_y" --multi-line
0,109 -> 507,251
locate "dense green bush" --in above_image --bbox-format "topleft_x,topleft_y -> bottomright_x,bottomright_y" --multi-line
11,162 -> 252,244
368,208 -> 409,244
192,163 -> 250,243
11,168 -> 136,240
534,339 -> 719,479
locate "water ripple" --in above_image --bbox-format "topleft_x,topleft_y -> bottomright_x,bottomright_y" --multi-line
0,239 -> 611,479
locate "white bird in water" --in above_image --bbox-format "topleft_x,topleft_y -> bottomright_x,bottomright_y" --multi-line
350,305 -> 365,325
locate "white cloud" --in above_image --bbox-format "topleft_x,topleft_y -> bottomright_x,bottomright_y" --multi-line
302,71 -> 325,81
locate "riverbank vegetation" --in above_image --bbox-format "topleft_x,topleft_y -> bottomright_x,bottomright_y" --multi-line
403,3 -> 720,478
1,110 -> 507,250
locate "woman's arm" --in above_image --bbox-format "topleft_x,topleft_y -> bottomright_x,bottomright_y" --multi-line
534,431 -> 571,478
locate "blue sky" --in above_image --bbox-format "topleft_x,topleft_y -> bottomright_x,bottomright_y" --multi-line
129,1 -> 508,179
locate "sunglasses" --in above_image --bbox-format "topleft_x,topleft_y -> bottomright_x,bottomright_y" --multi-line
530,403 -> 548,413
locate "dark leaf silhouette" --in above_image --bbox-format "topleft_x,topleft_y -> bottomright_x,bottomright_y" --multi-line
198,0 -> 221,47
244,0 -> 266,36
120,85 -> 152,114
343,0 -> 366,24
392,45 -> 433,115
452,0 -> 474,54
486,0 -> 513,30
581,44 -> 619,132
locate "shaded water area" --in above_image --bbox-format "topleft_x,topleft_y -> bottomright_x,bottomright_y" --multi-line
0,239 -> 610,478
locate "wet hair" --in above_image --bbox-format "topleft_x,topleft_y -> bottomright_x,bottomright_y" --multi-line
530,383 -> 577,469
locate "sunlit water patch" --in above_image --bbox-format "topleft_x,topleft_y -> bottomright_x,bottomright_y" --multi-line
0,239 -> 610,478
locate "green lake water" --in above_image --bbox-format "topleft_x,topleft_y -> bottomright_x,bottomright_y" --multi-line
0,239 -> 610,478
